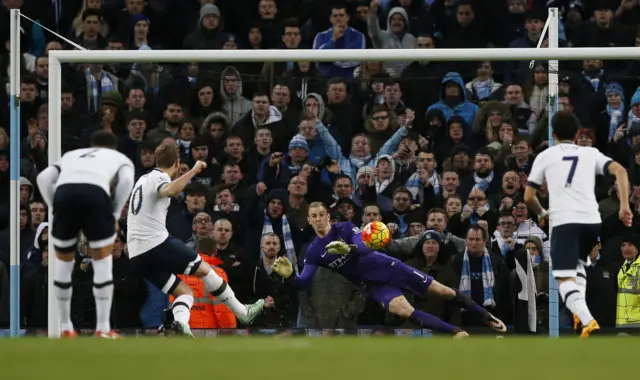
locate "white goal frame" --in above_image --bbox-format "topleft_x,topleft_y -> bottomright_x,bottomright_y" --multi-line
34,8 -> 638,338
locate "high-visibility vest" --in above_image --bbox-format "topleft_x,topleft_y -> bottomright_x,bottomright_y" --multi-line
170,254 -> 237,329
616,255 -> 640,328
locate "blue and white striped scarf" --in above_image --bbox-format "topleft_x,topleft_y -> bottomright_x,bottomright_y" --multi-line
86,68 -> 116,113
607,105 -> 624,141
262,210 -> 298,275
459,247 -> 496,307
473,171 -> 493,193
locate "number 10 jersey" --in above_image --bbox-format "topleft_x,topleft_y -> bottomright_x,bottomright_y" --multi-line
527,143 -> 612,227
127,169 -> 172,258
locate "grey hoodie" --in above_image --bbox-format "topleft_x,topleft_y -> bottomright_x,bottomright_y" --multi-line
219,66 -> 252,125
367,7 -> 415,77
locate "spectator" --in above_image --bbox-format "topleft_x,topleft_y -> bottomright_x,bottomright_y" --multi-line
1,0 -> 638,335
313,3 -> 366,78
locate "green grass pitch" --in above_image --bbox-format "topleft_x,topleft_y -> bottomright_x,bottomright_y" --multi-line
0,337 -> 633,379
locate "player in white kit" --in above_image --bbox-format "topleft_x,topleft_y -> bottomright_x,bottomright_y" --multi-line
127,141 -> 264,337
524,111 -> 633,338
36,130 -> 136,339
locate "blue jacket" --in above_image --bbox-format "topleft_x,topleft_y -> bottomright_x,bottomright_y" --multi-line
313,27 -> 366,78
426,72 -> 479,129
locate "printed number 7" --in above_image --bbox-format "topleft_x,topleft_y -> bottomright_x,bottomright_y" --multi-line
563,156 -> 578,187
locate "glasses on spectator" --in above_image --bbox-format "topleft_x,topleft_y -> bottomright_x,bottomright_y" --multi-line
371,115 -> 388,121
195,217 -> 211,224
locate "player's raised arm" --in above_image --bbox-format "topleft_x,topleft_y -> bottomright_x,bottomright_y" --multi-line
36,163 -> 62,207
158,160 -> 207,198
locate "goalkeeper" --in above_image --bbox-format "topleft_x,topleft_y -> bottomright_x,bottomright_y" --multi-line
272,202 -> 506,337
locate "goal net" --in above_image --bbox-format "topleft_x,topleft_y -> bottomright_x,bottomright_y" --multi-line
6,7 -> 640,339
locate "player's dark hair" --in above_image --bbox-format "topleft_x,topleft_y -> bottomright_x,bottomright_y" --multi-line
552,110 -> 580,141
467,225 -> 487,241
154,141 -> 178,168
90,130 -> 118,149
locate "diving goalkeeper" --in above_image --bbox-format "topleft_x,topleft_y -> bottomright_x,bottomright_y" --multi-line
271,202 -> 506,337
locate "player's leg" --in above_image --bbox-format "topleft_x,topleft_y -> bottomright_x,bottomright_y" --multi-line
369,284 -> 467,337
426,280 -> 507,332
83,187 -> 119,338
167,281 -> 196,337
49,187 -> 81,337
193,261 -> 265,324
551,224 -> 599,337
397,260 -> 506,332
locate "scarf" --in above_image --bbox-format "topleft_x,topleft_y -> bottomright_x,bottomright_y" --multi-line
349,154 -> 372,169
472,78 -> 493,100
582,70 -> 603,91
406,170 -> 440,201
607,105 -> 624,140
85,68 -> 116,113
459,247 -> 496,307
473,171 -> 494,192
628,110 -> 640,126
213,203 -> 240,213
262,210 -> 298,275
492,230 -> 509,256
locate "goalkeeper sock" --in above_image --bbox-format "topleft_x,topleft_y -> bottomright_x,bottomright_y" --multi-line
171,294 -> 194,325
203,269 -> 247,317
53,257 -> 75,332
92,255 -> 114,333
409,309 -> 461,334
559,280 -> 593,326
451,290 -> 488,317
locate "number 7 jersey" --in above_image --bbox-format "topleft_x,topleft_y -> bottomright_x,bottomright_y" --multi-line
127,169 -> 172,258
527,142 -> 612,227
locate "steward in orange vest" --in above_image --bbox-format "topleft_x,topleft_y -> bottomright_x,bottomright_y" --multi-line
169,238 -> 236,328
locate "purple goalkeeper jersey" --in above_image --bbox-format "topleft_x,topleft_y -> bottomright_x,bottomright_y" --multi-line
295,222 -> 405,288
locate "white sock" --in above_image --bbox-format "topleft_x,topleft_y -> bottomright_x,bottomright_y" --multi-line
559,280 -> 594,325
203,269 -> 247,317
54,257 -> 75,332
576,263 -> 587,295
172,294 -> 194,325
92,255 -> 114,333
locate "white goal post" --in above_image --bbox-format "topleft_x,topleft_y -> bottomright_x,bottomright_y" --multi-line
39,7 -> 638,338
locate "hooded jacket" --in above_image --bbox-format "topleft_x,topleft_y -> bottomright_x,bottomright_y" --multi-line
367,7 -> 415,77
426,72 -> 479,128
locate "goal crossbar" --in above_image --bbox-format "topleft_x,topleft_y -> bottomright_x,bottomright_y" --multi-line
49,47 -> 640,63
38,7 -> 632,339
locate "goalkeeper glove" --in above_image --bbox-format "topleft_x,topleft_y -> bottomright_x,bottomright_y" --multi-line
271,256 -> 293,279
325,241 -> 354,255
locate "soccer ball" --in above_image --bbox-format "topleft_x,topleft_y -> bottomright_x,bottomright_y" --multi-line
362,221 -> 391,250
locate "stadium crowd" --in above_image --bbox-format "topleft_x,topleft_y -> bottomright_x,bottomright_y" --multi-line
0,0 -> 639,335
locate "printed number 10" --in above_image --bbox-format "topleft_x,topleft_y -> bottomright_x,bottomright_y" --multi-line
562,156 -> 578,187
